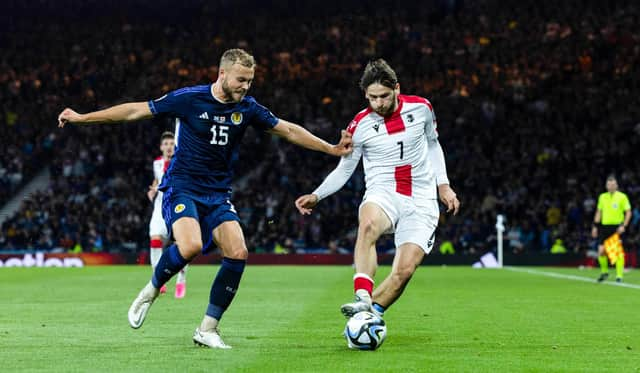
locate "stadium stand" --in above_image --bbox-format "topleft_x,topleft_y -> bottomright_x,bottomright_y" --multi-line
1,0 -> 639,256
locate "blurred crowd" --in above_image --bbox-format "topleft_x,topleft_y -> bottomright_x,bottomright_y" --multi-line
1,0 -> 639,256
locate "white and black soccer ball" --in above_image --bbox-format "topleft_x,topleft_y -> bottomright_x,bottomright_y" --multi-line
344,311 -> 387,350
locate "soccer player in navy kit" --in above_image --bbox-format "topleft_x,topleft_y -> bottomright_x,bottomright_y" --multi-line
58,49 -> 353,349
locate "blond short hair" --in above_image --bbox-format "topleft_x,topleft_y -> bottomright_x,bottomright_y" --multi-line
220,48 -> 255,69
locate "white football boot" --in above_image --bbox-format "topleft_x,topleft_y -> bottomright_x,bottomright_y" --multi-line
193,327 -> 232,349
128,281 -> 159,329
340,289 -> 373,318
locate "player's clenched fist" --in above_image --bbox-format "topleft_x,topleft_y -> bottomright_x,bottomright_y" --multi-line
57,108 -> 83,127
295,194 -> 319,215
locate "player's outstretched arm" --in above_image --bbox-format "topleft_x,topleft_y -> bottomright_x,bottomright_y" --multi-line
268,119 -> 352,156
58,102 -> 152,128
294,145 -> 361,215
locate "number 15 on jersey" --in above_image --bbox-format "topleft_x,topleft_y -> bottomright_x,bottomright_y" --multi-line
210,125 -> 229,145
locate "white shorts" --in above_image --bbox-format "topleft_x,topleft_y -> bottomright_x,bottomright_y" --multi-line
149,197 -> 168,238
360,190 -> 439,254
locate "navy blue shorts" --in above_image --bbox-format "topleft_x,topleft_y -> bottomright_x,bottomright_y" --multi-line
162,187 -> 240,254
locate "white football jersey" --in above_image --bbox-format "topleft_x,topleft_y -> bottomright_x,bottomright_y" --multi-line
152,156 -> 170,208
345,94 -> 438,200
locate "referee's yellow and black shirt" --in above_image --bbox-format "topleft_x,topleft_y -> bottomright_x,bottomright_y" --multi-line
597,191 -> 631,225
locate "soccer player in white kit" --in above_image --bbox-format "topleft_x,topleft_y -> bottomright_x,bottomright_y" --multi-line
295,59 -> 460,320
147,131 -> 188,298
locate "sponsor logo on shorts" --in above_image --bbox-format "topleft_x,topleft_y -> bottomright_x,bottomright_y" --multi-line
231,112 -> 243,125
427,230 -> 436,248
174,204 -> 186,213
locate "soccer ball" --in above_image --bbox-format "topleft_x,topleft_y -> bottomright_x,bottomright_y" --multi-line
344,311 -> 387,350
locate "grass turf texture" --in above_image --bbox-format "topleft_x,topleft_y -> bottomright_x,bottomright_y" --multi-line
1,266 -> 638,372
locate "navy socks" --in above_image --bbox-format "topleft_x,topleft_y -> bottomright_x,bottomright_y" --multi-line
206,257 -> 246,320
151,244 -> 189,288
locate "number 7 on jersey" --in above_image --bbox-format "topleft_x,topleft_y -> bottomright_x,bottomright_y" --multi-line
397,141 -> 404,160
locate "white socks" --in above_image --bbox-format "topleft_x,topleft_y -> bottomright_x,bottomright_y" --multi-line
150,247 -> 163,269
176,266 -> 188,284
200,315 -> 219,332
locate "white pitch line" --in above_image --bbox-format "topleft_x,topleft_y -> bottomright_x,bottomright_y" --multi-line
504,266 -> 640,290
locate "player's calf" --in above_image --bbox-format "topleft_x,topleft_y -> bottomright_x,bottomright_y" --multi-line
387,267 -> 414,293
152,244 -> 190,289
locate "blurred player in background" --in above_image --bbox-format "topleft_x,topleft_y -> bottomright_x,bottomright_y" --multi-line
295,59 -> 459,321
147,131 -> 188,298
58,48 -> 352,349
592,175 -> 631,283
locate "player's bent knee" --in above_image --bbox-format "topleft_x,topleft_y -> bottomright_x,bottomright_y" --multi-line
358,218 -> 380,238
176,239 -> 202,260
224,245 -> 248,260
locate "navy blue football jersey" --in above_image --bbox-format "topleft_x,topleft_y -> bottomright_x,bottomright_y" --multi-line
148,84 -> 279,194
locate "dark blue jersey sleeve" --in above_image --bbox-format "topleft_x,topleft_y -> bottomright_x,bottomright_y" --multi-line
251,100 -> 279,131
147,87 -> 196,117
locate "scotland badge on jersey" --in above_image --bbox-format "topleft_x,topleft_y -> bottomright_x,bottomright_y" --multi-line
231,112 -> 243,125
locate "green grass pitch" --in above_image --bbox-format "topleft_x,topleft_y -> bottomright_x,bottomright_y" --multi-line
1,266 -> 638,372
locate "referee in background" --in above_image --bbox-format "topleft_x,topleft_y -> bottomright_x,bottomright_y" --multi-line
591,175 -> 632,282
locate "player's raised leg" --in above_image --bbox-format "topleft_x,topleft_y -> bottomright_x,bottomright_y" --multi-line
341,202 -> 392,317
193,221 -> 248,349
371,243 -> 424,316
128,217 -> 201,328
